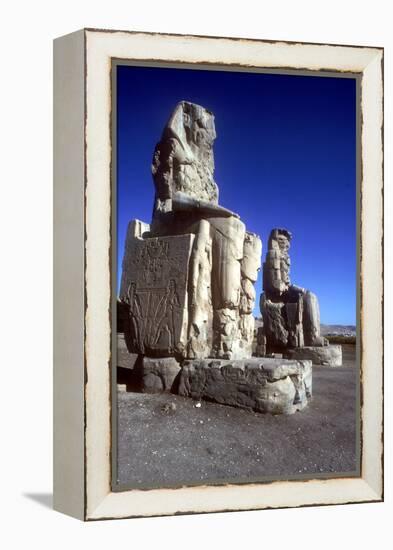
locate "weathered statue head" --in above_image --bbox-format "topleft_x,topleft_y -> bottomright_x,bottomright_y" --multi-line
152,101 -> 219,210
167,101 -> 217,160
263,228 -> 292,297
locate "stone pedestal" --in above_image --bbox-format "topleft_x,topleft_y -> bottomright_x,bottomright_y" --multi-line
178,357 -> 312,415
141,357 -> 181,393
283,345 -> 342,366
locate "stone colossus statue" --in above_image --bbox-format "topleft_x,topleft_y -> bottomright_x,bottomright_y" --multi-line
120,101 -> 261,360
260,228 -> 327,353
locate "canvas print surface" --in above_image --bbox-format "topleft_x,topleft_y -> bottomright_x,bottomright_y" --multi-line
113,63 -> 359,490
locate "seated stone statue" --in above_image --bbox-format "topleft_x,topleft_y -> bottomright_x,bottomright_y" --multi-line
260,228 -> 328,352
120,101 -> 261,360
259,228 -> 342,366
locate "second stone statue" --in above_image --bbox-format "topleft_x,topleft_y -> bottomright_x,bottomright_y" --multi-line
259,228 -> 342,366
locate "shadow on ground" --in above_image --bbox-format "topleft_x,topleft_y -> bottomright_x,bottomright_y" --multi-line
23,493 -> 53,509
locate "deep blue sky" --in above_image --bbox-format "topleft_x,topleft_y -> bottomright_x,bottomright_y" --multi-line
116,64 -> 357,325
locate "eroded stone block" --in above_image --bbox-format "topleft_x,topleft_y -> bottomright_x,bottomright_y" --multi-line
141,357 -> 181,393
120,228 -> 194,358
178,358 -> 312,414
283,345 -> 342,367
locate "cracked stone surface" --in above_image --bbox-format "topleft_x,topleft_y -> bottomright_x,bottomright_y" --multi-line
141,357 -> 181,393
284,345 -> 343,367
178,358 -> 312,415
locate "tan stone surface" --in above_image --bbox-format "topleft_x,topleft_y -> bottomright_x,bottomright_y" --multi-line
141,357 -> 181,393
284,345 -> 343,367
178,358 -> 312,415
119,222 -> 194,358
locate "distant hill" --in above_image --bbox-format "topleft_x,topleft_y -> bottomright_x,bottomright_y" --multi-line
320,324 -> 356,337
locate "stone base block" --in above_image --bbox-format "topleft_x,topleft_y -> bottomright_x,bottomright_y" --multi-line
141,357 -> 181,393
283,345 -> 342,367
178,358 -> 312,415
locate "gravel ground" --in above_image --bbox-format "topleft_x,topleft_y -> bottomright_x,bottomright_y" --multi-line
115,344 -> 358,489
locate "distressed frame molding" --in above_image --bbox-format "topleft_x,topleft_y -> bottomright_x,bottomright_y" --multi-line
53,28 -> 383,521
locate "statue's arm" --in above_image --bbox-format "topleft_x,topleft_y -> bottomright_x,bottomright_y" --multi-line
290,284 -> 306,294
172,192 -> 239,218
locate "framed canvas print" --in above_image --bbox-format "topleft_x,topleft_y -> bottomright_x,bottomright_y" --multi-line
53,28 -> 383,520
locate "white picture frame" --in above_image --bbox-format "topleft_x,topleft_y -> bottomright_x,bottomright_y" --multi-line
53,28 -> 383,521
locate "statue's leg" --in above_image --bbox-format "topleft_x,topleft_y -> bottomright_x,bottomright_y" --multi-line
186,219 -> 213,358
303,290 -> 327,346
260,292 -> 288,353
285,297 -> 304,348
208,216 -> 246,358
209,216 -> 245,307
239,232 -> 262,355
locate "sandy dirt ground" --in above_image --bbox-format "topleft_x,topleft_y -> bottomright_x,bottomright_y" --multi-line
115,344 -> 358,489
